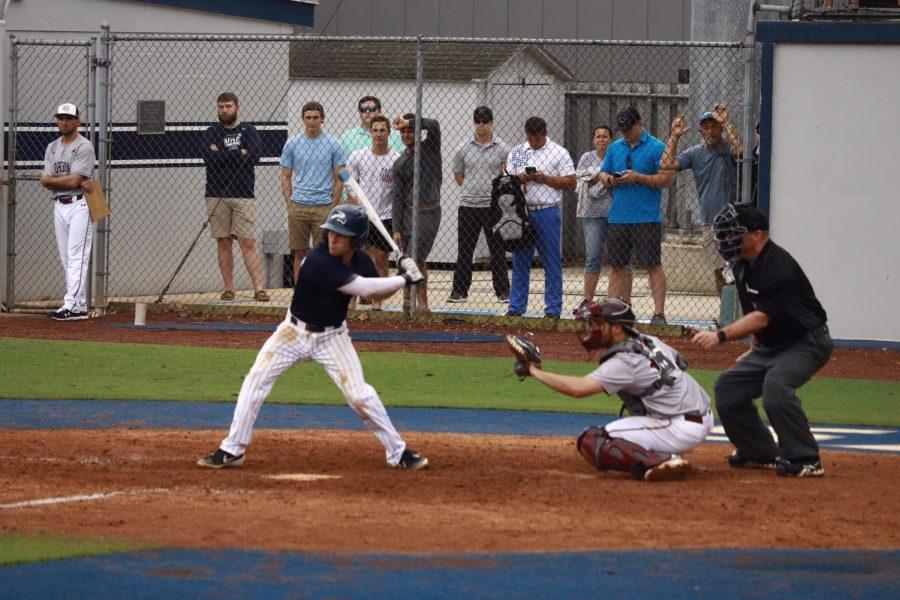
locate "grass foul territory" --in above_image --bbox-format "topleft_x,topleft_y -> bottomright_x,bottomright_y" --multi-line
0,533 -> 142,566
1,338 -> 898,426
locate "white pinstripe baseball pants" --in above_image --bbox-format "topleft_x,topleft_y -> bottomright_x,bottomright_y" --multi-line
221,313 -> 407,465
53,198 -> 93,311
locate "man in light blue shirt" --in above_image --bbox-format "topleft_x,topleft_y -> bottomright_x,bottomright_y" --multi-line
280,101 -> 346,282
599,107 -> 674,324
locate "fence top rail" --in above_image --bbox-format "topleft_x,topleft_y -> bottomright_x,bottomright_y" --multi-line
10,37 -> 94,47
108,33 -> 743,48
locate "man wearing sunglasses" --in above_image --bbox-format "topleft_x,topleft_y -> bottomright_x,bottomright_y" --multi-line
659,103 -> 742,297
340,95 -> 405,158
599,107 -> 674,325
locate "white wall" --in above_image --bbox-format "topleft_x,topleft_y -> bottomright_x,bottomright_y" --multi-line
770,43 -> 899,343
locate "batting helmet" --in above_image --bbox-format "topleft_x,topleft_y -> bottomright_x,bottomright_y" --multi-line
573,298 -> 636,351
320,204 -> 369,249
713,203 -> 769,261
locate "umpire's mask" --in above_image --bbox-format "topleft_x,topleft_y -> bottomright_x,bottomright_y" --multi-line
713,203 -> 769,261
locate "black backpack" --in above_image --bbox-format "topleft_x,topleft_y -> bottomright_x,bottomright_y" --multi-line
490,173 -> 536,253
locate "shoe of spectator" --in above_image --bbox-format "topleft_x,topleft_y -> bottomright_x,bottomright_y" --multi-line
497,293 -> 509,303
447,294 -> 467,303
504,310 -> 523,317
220,290 -> 235,301
358,296 -> 372,305
253,289 -> 270,302
650,313 -> 667,326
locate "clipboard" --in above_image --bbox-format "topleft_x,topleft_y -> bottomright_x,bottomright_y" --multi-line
84,180 -> 109,222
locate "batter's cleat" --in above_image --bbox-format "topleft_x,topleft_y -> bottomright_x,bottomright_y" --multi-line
197,448 -> 245,469
397,449 -> 429,470
49,308 -> 88,321
775,458 -> 824,478
727,449 -> 778,470
643,457 -> 692,482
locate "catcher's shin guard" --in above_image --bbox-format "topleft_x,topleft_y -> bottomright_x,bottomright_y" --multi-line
576,426 -> 672,481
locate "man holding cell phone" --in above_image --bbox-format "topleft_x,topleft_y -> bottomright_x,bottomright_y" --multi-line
598,107 -> 674,325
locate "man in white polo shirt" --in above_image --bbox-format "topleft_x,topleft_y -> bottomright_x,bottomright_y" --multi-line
505,116 -> 576,318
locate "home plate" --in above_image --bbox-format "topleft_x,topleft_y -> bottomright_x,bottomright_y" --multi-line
263,473 -> 341,482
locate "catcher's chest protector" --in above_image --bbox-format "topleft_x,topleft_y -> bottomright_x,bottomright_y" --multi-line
598,335 -> 687,413
490,174 -> 536,253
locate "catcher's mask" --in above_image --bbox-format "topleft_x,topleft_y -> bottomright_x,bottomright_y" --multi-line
320,204 -> 369,249
573,298 -> 636,351
713,203 -> 768,261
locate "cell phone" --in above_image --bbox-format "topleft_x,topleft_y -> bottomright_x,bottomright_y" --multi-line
613,171 -> 626,178
525,166 -> 537,174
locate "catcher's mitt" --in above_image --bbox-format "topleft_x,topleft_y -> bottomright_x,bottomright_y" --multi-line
506,335 -> 542,380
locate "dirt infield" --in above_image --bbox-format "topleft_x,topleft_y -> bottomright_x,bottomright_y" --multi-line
1,429 -> 898,553
2,312 -> 898,380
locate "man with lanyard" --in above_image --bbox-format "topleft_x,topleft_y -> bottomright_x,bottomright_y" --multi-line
692,204 -> 833,477
598,107 -> 673,324
505,116 -> 576,318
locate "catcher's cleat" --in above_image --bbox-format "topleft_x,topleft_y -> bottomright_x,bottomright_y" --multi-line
775,457 -> 824,478
397,448 -> 429,470
197,448 -> 245,469
727,449 -> 778,470
642,456 -> 692,482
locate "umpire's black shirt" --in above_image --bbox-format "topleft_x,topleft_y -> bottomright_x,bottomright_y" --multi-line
734,240 -> 827,347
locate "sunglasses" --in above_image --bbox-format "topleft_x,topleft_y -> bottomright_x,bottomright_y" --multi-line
358,106 -> 379,113
474,117 -> 491,124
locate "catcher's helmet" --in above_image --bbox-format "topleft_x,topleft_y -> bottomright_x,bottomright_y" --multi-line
573,298 -> 636,351
320,204 -> 369,249
713,203 -> 769,261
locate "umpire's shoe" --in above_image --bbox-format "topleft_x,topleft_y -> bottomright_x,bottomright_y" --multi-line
397,448 -> 429,470
775,457 -> 824,478
197,448 -> 245,469
727,449 -> 778,470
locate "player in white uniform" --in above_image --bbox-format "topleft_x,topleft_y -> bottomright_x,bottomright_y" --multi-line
41,103 -> 96,321
346,115 -> 400,311
518,299 -> 712,481
198,204 -> 429,470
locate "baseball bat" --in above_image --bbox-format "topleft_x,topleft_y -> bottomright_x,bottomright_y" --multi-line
338,171 -> 402,255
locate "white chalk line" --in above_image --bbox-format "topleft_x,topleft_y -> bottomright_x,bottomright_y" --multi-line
0,488 -> 171,510
263,473 -> 341,482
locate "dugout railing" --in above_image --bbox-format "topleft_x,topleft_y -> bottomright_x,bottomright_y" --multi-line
4,32 -> 753,326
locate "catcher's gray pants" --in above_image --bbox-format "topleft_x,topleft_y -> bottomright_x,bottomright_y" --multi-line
714,326 -> 833,462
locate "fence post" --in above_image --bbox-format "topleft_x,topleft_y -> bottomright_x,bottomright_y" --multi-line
409,35 -> 424,316
93,22 -> 111,314
5,35 -> 17,307
740,11 -> 757,206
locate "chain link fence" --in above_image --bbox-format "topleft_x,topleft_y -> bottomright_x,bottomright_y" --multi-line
6,33 -> 749,326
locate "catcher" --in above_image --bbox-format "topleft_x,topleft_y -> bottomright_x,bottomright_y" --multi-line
507,299 -> 713,481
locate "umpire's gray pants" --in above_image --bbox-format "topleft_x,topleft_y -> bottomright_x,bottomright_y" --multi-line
714,326 -> 834,461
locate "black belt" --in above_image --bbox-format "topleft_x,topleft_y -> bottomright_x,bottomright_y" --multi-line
289,315 -> 328,332
683,413 -> 704,425
57,194 -> 83,205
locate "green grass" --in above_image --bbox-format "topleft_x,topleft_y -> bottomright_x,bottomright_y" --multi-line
0,532 -> 143,566
1,337 -> 898,426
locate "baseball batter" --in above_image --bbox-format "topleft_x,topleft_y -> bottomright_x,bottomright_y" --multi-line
198,204 -> 429,470
41,103 -> 96,321
509,299 -> 712,481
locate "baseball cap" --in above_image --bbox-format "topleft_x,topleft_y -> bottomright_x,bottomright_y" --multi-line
55,103 -> 79,118
699,111 -> 716,124
733,204 -> 770,232
615,106 -> 641,132
473,106 -> 493,122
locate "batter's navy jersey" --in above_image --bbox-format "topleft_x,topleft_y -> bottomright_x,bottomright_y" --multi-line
290,241 -> 378,327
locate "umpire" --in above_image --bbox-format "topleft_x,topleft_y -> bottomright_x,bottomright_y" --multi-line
692,204 -> 833,477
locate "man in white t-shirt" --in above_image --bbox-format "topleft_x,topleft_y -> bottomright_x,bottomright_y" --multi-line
505,116 -> 576,318
516,299 -> 713,481
346,115 -> 400,311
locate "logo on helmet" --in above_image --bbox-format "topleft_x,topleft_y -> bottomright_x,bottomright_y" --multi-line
331,210 -> 348,225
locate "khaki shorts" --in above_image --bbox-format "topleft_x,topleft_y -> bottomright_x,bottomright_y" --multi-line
206,197 -> 256,240
700,224 -> 725,271
288,202 -> 333,252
